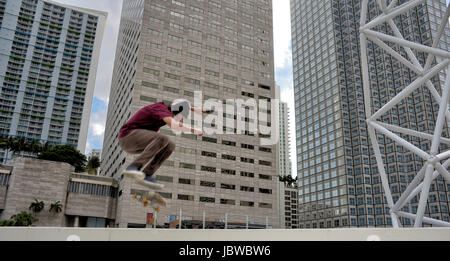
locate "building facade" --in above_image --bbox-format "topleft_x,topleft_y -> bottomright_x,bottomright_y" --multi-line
0,157 -> 274,228
0,157 -> 118,227
291,0 -> 450,228
279,100 -> 292,177
0,0 -> 106,159
101,0 -> 281,228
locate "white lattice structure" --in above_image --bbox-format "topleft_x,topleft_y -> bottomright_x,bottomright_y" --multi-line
360,0 -> 450,227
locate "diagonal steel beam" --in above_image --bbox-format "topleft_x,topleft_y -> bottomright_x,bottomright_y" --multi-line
362,0 -> 426,30
364,29 -> 450,59
370,59 -> 450,121
376,121 -> 450,146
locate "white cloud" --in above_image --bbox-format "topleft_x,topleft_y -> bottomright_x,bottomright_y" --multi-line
92,123 -> 105,137
273,0 -> 292,70
88,109 -> 107,137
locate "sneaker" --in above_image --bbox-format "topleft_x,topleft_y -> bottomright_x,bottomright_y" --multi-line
123,166 -> 145,180
150,193 -> 167,207
136,175 -> 165,190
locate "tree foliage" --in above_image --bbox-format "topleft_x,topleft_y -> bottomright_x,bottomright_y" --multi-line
29,198 -> 45,214
86,156 -> 101,175
49,201 -> 63,213
0,211 -> 38,226
38,144 -> 87,172
279,175 -> 298,187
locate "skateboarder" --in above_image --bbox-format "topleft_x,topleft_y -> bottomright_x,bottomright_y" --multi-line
119,99 -> 204,189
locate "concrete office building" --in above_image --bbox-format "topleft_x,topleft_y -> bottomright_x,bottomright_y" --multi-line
101,0 -> 280,228
0,157 -> 118,227
279,182 -> 298,229
89,148 -> 101,159
291,0 -> 450,228
0,0 -> 106,159
277,84 -> 292,177
0,157 -> 270,228
279,101 -> 292,177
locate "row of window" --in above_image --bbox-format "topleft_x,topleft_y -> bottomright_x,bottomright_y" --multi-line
156,176 -> 272,194
131,188 -> 272,209
146,40 -> 271,69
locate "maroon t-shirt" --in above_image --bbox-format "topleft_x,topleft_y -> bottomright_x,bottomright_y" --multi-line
119,102 -> 173,138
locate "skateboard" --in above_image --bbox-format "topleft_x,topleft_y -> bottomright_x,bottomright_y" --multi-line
133,190 -> 167,208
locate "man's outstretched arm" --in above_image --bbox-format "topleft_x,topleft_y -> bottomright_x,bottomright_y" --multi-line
190,107 -> 214,114
163,117 -> 203,135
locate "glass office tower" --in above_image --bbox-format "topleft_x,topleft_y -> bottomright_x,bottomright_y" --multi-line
291,0 -> 450,228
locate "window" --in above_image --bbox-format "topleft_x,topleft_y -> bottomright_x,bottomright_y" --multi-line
259,203 -> 272,209
142,81 -> 158,89
163,86 -> 179,94
259,160 -> 271,166
166,59 -> 181,68
200,197 -> 215,203
201,151 -> 217,157
143,67 -> 160,76
221,199 -> 235,205
179,178 -> 195,185
187,40 -> 202,48
240,186 -> 254,192
165,72 -> 180,81
201,166 -> 216,172
202,137 -> 217,143
240,201 -> 254,207
178,194 -> 194,201
200,181 -> 215,188
186,64 -> 201,72
221,183 -> 236,190
241,157 -> 254,163
259,188 -> 272,194
241,143 -> 254,150
222,154 -> 236,160
170,11 -> 185,19
145,54 -> 160,62
259,174 -> 271,180
241,171 -> 254,178
180,162 -> 195,169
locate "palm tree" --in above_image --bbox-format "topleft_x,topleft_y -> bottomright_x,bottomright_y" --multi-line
12,137 -> 27,157
27,139 -> 42,155
86,156 -> 101,175
10,211 -> 38,226
0,136 -> 16,163
29,198 -> 45,216
279,175 -> 298,187
49,201 -> 63,213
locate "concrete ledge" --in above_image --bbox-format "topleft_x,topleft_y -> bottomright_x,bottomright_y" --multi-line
0,227 -> 449,241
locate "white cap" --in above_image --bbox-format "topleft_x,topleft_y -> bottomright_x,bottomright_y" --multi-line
171,99 -> 190,119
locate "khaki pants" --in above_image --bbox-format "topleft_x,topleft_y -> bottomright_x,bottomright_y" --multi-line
119,129 -> 175,176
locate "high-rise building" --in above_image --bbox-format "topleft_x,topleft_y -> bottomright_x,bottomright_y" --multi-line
101,0 -> 280,228
0,0 -> 106,158
291,0 -> 450,228
279,101 -> 292,177
89,148 -> 101,160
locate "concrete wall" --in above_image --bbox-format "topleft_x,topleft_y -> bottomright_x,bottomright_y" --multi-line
0,227 -> 449,241
65,193 -> 117,220
0,186 -> 7,210
0,158 -> 73,226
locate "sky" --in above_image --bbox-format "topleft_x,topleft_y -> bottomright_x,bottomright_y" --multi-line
52,0 -> 297,174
